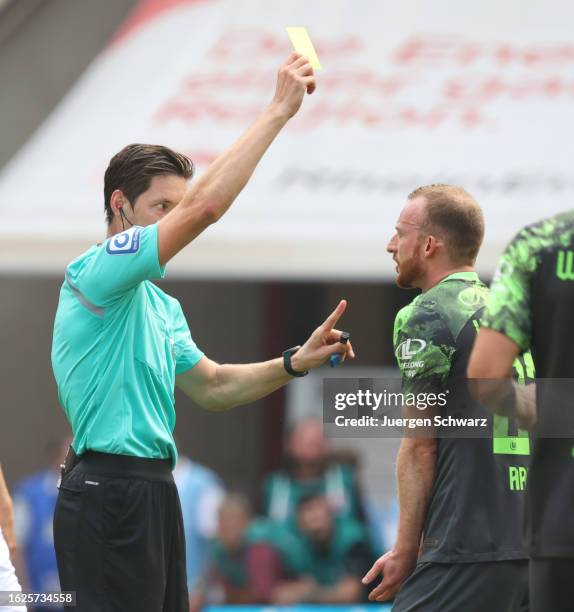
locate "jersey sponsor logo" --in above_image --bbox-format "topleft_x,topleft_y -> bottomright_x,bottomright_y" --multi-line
403,360 -> 425,369
556,250 -> 574,281
106,227 -> 142,255
403,360 -> 425,378
458,286 -> 484,308
395,339 -> 427,361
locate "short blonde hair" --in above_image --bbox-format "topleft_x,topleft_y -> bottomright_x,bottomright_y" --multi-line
408,184 -> 484,265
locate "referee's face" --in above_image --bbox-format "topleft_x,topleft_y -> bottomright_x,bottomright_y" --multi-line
387,197 -> 427,289
130,174 -> 188,227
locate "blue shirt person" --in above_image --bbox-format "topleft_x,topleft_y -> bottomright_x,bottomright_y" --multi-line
173,457 -> 224,598
13,469 -> 62,612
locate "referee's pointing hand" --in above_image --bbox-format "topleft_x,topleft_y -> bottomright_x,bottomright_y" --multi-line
290,300 -> 355,372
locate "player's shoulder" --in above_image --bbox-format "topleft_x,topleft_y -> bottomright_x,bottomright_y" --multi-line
394,293 -> 451,345
427,277 -> 488,323
507,211 -> 574,259
428,276 -> 488,340
520,210 -> 574,236
395,278 -> 487,345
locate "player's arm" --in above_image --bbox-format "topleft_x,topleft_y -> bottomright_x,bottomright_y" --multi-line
468,229 -> 537,429
176,300 -> 355,410
0,465 -> 16,559
396,434 -> 436,554
364,310 -> 448,602
469,329 -> 537,430
363,431 -> 437,602
157,54 -> 315,266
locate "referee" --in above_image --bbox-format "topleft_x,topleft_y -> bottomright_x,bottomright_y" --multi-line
362,185 -> 529,611
51,54 -> 354,612
469,211 -> 574,611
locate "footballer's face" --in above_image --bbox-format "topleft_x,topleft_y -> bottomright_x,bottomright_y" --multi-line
387,197 -> 428,289
116,174 -> 187,229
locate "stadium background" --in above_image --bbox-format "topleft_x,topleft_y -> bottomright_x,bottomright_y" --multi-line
0,0 -> 571,607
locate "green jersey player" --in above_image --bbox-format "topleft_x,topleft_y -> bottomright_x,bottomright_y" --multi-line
470,211 -> 574,612
363,185 -> 530,612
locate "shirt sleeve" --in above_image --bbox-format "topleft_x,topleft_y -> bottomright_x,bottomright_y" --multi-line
72,224 -> 165,306
393,303 -> 455,395
481,228 -> 534,351
173,303 -> 204,374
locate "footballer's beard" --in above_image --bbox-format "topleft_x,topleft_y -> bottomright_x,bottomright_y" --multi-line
395,248 -> 425,289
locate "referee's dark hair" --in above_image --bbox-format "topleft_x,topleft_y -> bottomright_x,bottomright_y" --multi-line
408,184 -> 485,266
104,143 -> 194,224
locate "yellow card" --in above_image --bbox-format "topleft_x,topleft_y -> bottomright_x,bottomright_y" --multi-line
286,27 -> 321,70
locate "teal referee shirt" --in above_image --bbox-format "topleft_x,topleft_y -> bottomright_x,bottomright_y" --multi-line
51,223 -> 204,467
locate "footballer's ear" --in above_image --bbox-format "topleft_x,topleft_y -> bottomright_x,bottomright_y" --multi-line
423,234 -> 438,257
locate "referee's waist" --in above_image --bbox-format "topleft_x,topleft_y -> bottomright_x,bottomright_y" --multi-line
77,451 -> 172,481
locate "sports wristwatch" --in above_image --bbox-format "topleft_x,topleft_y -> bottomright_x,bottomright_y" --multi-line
282,345 -> 309,377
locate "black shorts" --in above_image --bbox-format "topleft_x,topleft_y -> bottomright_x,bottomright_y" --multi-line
530,558 -> 574,612
53,451 -> 188,612
392,560 -> 529,612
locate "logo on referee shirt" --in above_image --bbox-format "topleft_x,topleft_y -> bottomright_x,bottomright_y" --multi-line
395,339 -> 427,361
106,227 -> 142,254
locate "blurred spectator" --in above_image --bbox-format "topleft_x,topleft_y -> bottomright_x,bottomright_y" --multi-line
272,494 -> 373,604
12,438 -> 68,612
173,455 -> 224,612
211,492 -> 373,606
211,493 -> 288,604
262,419 -> 366,526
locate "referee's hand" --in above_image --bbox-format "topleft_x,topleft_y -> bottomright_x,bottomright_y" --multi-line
269,53 -> 316,120
290,300 -> 355,372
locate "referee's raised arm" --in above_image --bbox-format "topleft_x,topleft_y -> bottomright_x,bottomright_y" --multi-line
156,53 -> 316,265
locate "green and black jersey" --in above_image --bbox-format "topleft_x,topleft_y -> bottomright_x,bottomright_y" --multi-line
394,271 -> 530,563
483,211 -> 574,558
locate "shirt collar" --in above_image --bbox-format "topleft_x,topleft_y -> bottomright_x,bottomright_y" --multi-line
439,271 -> 480,284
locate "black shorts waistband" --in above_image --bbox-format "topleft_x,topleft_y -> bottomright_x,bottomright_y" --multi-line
76,451 -> 173,482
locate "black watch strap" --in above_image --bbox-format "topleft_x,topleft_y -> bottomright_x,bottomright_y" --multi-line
283,345 -> 308,377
